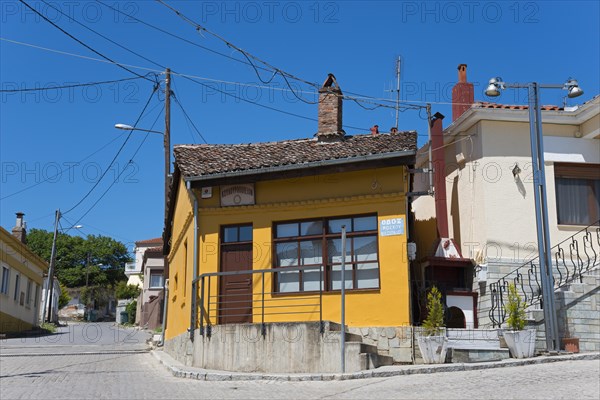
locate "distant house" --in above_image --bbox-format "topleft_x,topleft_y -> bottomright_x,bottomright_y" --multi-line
137,245 -> 165,329
125,237 -> 163,288
0,213 -> 48,333
162,75 -> 418,369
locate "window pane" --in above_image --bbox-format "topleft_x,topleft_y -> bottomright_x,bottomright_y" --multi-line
327,239 -> 351,264
354,216 -> 377,231
223,227 -> 238,243
556,178 -> 592,225
353,236 -> 378,262
301,221 -> 322,236
276,243 -> 299,266
328,218 -> 352,233
150,274 -> 163,288
356,263 -> 379,289
303,268 -> 322,291
276,223 -> 298,238
331,265 -> 353,290
239,225 -> 253,242
300,240 -> 323,265
277,271 -> 299,293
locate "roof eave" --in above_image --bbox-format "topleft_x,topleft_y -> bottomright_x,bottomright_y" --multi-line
182,149 -> 417,183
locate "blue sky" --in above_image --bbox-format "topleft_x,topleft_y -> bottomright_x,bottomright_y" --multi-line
1,0 -> 599,250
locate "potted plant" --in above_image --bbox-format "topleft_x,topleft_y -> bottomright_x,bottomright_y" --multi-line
417,286 -> 448,364
503,283 -> 536,358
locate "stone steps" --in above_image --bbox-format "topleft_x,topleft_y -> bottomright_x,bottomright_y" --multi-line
327,322 -> 395,369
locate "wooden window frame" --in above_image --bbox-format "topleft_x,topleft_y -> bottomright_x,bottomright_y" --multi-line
272,214 -> 380,295
554,162 -> 600,226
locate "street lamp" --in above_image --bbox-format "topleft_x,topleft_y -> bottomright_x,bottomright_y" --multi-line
484,76 -> 584,351
114,122 -> 171,223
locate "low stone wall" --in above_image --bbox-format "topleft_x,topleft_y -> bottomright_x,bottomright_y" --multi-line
347,326 -> 414,363
164,321 -> 369,373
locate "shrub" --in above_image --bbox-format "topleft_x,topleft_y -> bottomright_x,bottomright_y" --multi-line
422,286 -> 445,336
506,283 -> 527,331
58,283 -> 71,309
115,281 -> 141,300
126,300 -> 137,324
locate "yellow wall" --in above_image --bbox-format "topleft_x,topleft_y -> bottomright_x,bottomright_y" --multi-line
166,166 -> 411,339
0,228 -> 48,333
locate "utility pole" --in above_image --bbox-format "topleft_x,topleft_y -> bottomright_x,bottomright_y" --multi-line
45,209 -> 60,323
394,56 -> 401,129
164,68 -> 171,218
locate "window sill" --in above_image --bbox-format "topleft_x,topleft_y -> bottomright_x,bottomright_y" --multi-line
557,224 -> 595,231
271,288 -> 381,297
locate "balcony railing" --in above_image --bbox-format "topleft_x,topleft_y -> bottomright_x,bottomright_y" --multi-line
193,265 -> 325,337
489,221 -> 600,327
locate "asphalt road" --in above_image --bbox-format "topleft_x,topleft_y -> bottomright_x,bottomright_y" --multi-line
1,322 -> 599,399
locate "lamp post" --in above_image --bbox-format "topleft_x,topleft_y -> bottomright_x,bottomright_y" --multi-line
484,77 -> 584,351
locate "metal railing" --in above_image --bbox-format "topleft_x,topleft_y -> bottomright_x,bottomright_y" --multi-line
193,265 -> 325,337
489,221 -> 600,327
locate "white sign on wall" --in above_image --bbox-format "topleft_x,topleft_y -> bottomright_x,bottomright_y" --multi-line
220,184 -> 255,207
380,218 -> 404,236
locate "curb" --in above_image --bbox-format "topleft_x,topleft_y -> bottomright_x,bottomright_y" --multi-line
1,349 -> 151,357
151,350 -> 600,382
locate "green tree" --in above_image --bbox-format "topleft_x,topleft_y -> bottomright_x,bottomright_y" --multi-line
58,283 -> 71,309
115,281 -> 141,300
506,283 -> 527,331
423,286 -> 445,336
26,229 -> 131,288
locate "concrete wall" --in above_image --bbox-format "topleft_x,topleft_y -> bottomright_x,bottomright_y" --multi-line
347,326 -> 413,363
165,321 -> 378,373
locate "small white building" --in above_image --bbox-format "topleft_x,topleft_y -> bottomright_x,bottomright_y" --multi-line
125,237 -> 163,288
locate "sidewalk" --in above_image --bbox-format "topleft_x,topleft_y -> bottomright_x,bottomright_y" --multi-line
151,348 -> 600,382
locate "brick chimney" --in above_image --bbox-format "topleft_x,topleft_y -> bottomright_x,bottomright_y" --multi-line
452,64 -> 474,122
12,212 -> 27,244
317,74 -> 345,141
430,113 -> 449,238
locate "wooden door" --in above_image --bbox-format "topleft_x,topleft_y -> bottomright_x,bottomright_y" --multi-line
219,225 -> 253,324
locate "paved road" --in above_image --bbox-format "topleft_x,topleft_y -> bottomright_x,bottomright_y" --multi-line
1,323 -> 599,399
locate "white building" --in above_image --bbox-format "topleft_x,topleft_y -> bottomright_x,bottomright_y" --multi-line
125,237 -> 163,288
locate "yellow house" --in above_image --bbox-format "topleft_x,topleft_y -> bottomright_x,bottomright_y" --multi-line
1,213 -> 48,333
163,76 -> 417,346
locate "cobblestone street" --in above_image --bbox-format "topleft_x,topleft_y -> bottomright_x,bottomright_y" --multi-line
1,351 -> 599,399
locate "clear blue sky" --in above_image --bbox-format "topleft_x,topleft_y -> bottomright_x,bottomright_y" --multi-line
1,0 -> 599,249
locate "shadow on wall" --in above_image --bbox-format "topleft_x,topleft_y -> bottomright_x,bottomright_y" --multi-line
413,217 -> 437,260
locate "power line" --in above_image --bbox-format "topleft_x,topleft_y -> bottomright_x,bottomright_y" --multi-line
67,105 -> 164,230
0,75 -> 150,93
62,85 -> 159,215
18,0 -> 154,83
172,94 -> 208,144
94,0 -> 274,75
1,134 -> 122,201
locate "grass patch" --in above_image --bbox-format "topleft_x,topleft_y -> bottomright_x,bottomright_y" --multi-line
40,322 -> 57,333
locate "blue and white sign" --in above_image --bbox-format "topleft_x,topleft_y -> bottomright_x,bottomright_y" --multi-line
380,218 -> 405,237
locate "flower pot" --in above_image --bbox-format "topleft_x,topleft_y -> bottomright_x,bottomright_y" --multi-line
503,329 -> 536,358
562,337 -> 579,353
417,335 -> 448,364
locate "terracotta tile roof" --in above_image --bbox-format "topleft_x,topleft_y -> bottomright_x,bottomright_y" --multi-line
174,131 -> 417,178
474,102 -> 563,111
135,237 -> 163,246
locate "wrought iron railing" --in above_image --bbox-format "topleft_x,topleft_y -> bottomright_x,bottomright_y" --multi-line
489,221 -> 600,327
193,265 -> 325,337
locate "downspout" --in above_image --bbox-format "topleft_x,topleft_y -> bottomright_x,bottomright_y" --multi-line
158,278 -> 169,346
186,180 -> 199,341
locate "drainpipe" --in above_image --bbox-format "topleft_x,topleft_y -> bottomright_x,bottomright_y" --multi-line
158,278 -> 169,346
186,181 -> 199,341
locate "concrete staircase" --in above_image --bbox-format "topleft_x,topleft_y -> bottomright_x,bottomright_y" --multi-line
445,329 -> 509,363
328,322 -> 395,370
